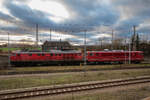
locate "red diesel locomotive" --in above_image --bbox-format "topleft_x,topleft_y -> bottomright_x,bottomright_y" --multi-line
10,50 -> 144,66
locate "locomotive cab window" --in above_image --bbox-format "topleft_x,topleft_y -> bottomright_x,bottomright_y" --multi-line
42,54 -> 45,56
89,53 -> 93,56
37,54 -> 40,56
101,53 -> 105,56
17,54 -> 20,56
29,54 -> 32,56
139,53 -> 143,56
11,53 -> 16,56
51,54 -> 53,56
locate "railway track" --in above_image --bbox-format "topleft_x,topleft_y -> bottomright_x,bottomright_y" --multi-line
1,65 -> 150,75
1,76 -> 150,100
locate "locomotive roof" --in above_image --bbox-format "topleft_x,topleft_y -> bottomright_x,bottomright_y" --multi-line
87,51 -> 142,53
13,50 -> 82,54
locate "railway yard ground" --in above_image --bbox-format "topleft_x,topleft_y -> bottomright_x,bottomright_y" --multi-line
0,54 -> 150,100
0,63 -> 150,75
1,71 -> 150,100
21,83 -> 150,100
1,68 -> 150,90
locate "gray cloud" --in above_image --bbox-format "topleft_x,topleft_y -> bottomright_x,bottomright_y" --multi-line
4,1 -> 54,28
59,0 -> 119,25
0,0 -> 150,44
0,25 -> 32,35
4,0 -> 120,30
0,11 -> 15,22
112,0 -> 150,33
112,0 -> 150,16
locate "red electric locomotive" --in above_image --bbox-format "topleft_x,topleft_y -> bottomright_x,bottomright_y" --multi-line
87,51 -> 144,64
10,50 -> 144,66
10,50 -> 83,66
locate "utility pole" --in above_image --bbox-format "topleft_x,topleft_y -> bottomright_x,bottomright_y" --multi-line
83,30 -> 87,77
129,29 -> 131,64
133,25 -> 136,51
111,29 -> 114,50
8,32 -> 11,68
36,24 -> 38,47
133,25 -> 136,35
50,29 -> 51,41
84,30 -> 87,66
129,41 -> 131,64
101,39 -> 103,49
59,38 -> 62,50
124,39 -> 127,64
99,38 -> 103,49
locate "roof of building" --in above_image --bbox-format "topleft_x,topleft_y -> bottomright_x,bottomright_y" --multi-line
43,41 -> 71,46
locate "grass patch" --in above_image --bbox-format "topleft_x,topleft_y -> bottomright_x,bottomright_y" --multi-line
1,69 -> 150,90
0,48 -> 20,52
1,63 -> 150,75
122,72 -> 129,75
0,47 -> 42,52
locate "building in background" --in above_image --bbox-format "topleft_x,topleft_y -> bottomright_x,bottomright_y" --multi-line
42,41 -> 72,51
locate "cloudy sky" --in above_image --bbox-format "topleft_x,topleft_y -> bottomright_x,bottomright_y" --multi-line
0,0 -> 150,45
